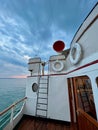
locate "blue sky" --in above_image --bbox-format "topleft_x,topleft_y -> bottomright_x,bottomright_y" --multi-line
0,0 -> 97,78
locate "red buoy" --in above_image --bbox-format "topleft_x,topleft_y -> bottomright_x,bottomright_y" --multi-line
53,40 -> 65,52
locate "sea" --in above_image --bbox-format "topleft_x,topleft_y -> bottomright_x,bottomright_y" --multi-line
0,78 -> 26,112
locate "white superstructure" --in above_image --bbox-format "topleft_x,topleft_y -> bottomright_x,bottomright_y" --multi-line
1,2 -> 98,130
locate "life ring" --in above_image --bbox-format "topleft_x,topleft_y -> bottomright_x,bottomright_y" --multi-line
52,60 -> 64,72
70,43 -> 82,65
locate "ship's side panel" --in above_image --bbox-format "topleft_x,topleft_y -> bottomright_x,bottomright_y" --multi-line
72,4 -> 98,44
24,77 -> 39,116
77,19 -> 98,64
88,70 -> 98,120
64,6 -> 98,121
66,62 -> 98,121
65,6 -> 98,70
48,75 -> 71,121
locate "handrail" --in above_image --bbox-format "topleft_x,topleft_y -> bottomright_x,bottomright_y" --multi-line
77,108 -> 98,128
0,97 -> 27,116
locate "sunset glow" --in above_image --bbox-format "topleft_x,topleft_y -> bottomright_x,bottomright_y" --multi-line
11,75 -> 27,79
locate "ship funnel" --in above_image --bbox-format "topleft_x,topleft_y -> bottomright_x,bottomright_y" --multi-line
53,40 -> 65,53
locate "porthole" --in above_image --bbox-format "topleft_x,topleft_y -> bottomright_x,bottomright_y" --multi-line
32,83 -> 38,92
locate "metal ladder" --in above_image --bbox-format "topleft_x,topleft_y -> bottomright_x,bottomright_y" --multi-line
36,75 -> 49,117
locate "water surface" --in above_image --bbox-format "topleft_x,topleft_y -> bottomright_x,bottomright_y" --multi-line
0,78 -> 26,111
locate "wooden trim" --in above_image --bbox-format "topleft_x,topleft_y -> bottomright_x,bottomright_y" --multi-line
77,108 -> 98,128
72,76 -> 98,130
76,15 -> 98,42
73,78 -> 79,111
0,97 -> 27,116
68,79 -> 74,122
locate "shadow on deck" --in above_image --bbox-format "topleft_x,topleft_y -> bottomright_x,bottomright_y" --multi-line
14,115 -> 78,130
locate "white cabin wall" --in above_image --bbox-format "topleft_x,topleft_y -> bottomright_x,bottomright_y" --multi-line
24,77 -> 39,116
78,19 -> 98,59
65,63 -> 98,120
24,4 -> 98,121
49,55 -> 66,74
63,5 -> 98,120
64,5 -> 98,71
24,57 -> 41,116
72,4 -> 98,44
48,75 -> 71,121
65,20 -> 98,71
28,57 -> 41,75
88,70 -> 98,120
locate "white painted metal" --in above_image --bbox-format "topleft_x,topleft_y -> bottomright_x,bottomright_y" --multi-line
48,75 -> 71,121
28,57 -> 41,75
24,3 -> 98,121
3,98 -> 26,130
36,76 -> 48,117
4,106 -> 24,130
24,77 -> 39,116
49,55 -> 66,74
2,4 -> 98,130
10,107 -> 14,129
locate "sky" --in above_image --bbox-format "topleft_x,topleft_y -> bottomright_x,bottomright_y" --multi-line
0,0 -> 97,78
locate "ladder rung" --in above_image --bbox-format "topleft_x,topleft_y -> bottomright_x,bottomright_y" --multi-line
40,78 -> 47,80
37,108 -> 47,111
36,76 -> 48,117
36,115 -> 47,118
84,104 -> 89,106
38,97 -> 48,99
81,95 -> 87,97
39,83 -> 48,84
83,101 -> 89,103
37,103 -> 47,105
84,106 -> 89,108
38,92 -> 47,94
38,102 -> 48,105
39,87 -> 47,89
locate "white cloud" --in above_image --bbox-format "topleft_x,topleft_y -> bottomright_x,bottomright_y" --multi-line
0,22 -> 5,27
0,13 -> 18,26
19,35 -> 25,42
23,55 -> 31,61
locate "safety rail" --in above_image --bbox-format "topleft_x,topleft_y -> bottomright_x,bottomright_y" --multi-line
77,108 -> 98,130
0,97 -> 27,130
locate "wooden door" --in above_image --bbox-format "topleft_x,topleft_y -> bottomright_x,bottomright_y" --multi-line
71,76 -> 98,130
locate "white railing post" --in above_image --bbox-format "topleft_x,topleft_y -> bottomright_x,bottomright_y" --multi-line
0,97 -> 27,130
10,105 -> 14,130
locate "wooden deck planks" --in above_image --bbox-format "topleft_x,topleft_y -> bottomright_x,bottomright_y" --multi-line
14,115 -> 78,130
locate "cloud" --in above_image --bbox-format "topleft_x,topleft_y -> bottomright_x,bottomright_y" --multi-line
23,55 -> 31,61
0,0 -> 97,78
0,59 -> 28,78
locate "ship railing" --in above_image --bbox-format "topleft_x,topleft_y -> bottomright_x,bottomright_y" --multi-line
0,97 -> 27,130
77,108 -> 98,130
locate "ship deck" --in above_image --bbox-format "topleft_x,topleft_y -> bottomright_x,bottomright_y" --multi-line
14,115 -> 78,130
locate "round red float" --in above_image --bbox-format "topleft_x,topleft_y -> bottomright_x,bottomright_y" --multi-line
53,40 -> 65,52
